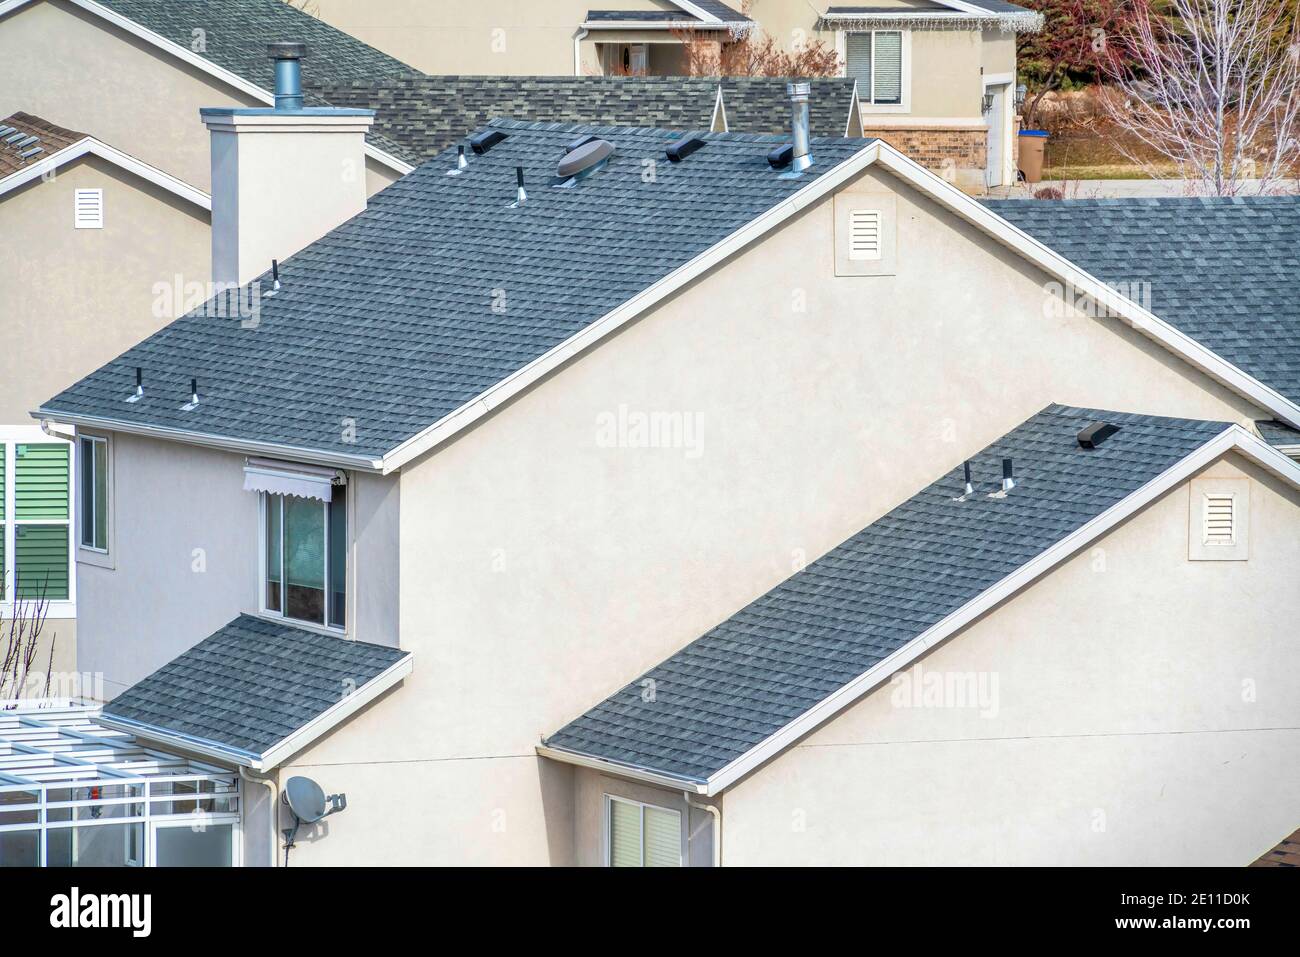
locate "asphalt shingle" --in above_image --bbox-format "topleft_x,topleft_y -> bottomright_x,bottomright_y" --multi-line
986,197 -> 1300,411
102,614 -> 409,759
544,405 -> 1230,783
0,112 -> 85,177
41,119 -> 873,459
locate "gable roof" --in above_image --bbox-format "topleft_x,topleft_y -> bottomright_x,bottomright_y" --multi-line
0,111 -> 209,209
39,119 -> 875,467
986,197 -> 1300,416
0,0 -> 420,170
99,614 -> 412,770
1251,828 -> 1300,866
541,406 -> 1300,793
304,75 -> 858,164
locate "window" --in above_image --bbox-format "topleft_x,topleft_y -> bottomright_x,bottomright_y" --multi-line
845,31 -> 904,106
262,487 -> 346,629
606,795 -> 681,867
74,188 -> 103,229
848,209 -> 882,260
1,433 -> 72,603
78,435 -> 108,552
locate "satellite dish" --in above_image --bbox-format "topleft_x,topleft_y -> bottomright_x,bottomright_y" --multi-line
281,775 -> 347,854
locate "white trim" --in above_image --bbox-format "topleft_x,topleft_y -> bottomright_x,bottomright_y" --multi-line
581,19 -> 722,31
100,653 -> 412,771
711,84 -> 728,133
668,0 -> 723,24
0,137 -> 210,210
857,116 -> 987,129
540,426 -> 1300,795
536,744 -> 709,793
33,412 -> 384,472
0,0 -> 413,178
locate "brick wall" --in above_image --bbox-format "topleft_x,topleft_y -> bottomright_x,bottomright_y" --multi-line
861,126 -> 988,186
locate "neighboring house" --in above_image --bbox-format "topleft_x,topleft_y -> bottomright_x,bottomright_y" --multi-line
306,0 -> 1041,189
0,112 -> 210,678
0,0 -> 420,193
308,75 -> 862,163
22,64 -> 1300,866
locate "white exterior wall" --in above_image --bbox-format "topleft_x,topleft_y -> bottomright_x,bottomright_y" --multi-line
719,454 -> 1300,866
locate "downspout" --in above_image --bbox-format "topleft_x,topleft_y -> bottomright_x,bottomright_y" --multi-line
240,767 -> 281,867
573,27 -> 588,76
684,792 -> 721,868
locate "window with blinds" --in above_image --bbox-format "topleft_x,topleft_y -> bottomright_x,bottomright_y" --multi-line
1,440 -> 71,602
1203,493 -> 1236,545
845,31 -> 904,106
607,796 -> 682,867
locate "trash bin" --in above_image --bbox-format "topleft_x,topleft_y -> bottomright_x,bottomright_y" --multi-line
1018,129 -> 1048,184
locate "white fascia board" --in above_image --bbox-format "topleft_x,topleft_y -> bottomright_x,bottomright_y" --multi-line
0,137 -> 210,210
869,142 -> 1300,431
671,0 -> 722,23
703,424 -> 1294,794
258,653 -> 412,770
581,19 -> 718,30
98,654 -> 412,772
0,0 -> 413,178
379,140 -> 882,473
30,410 -> 385,472
95,713 -> 258,769
535,744 -> 708,793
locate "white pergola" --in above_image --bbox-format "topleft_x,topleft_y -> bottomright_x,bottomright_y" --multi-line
0,699 -> 241,866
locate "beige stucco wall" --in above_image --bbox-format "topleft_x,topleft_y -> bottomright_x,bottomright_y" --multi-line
276,161 -> 1266,865
719,453 -> 1300,865
0,0 -> 401,197
0,155 -> 210,424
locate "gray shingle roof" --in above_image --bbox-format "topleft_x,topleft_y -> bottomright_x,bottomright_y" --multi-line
544,405 -> 1231,784
680,0 -> 752,22
986,197 -> 1300,411
585,10 -> 702,22
102,614 -> 409,763
41,119 -> 872,460
93,0 -> 420,164
718,78 -> 859,138
304,76 -> 857,164
1257,419 -> 1300,448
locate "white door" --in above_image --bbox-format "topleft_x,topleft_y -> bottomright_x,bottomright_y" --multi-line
985,83 -> 1008,187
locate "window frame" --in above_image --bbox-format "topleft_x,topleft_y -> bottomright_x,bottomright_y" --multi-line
257,486 -> 349,634
77,434 -> 108,554
841,28 -> 911,113
74,430 -> 114,571
603,793 -> 684,867
0,425 -> 77,619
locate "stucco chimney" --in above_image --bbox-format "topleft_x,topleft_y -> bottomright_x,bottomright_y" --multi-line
201,43 -> 374,288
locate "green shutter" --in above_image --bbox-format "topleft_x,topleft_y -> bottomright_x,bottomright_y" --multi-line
15,525 -> 69,600
0,443 -> 6,520
15,444 -> 69,519
0,522 -> 5,601
643,807 -> 681,867
609,800 -> 642,867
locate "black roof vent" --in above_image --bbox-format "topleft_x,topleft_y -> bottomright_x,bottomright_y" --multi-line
1077,421 -> 1120,449
665,136 -> 706,163
557,138 -> 615,179
767,143 -> 794,169
468,128 -> 507,155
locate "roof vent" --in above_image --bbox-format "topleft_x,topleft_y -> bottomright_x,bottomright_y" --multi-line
469,129 -> 507,155
557,138 -> 615,179
787,81 -> 813,174
1077,421 -> 1120,449
1001,457 -> 1015,492
267,42 -> 307,112
767,143 -> 793,169
665,136 -> 706,163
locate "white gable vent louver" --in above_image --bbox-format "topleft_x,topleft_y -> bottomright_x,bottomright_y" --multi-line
1203,492 -> 1236,545
74,188 -> 103,229
848,209 -> 881,260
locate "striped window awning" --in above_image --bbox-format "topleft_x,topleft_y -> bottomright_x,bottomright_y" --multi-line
242,457 -> 341,502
